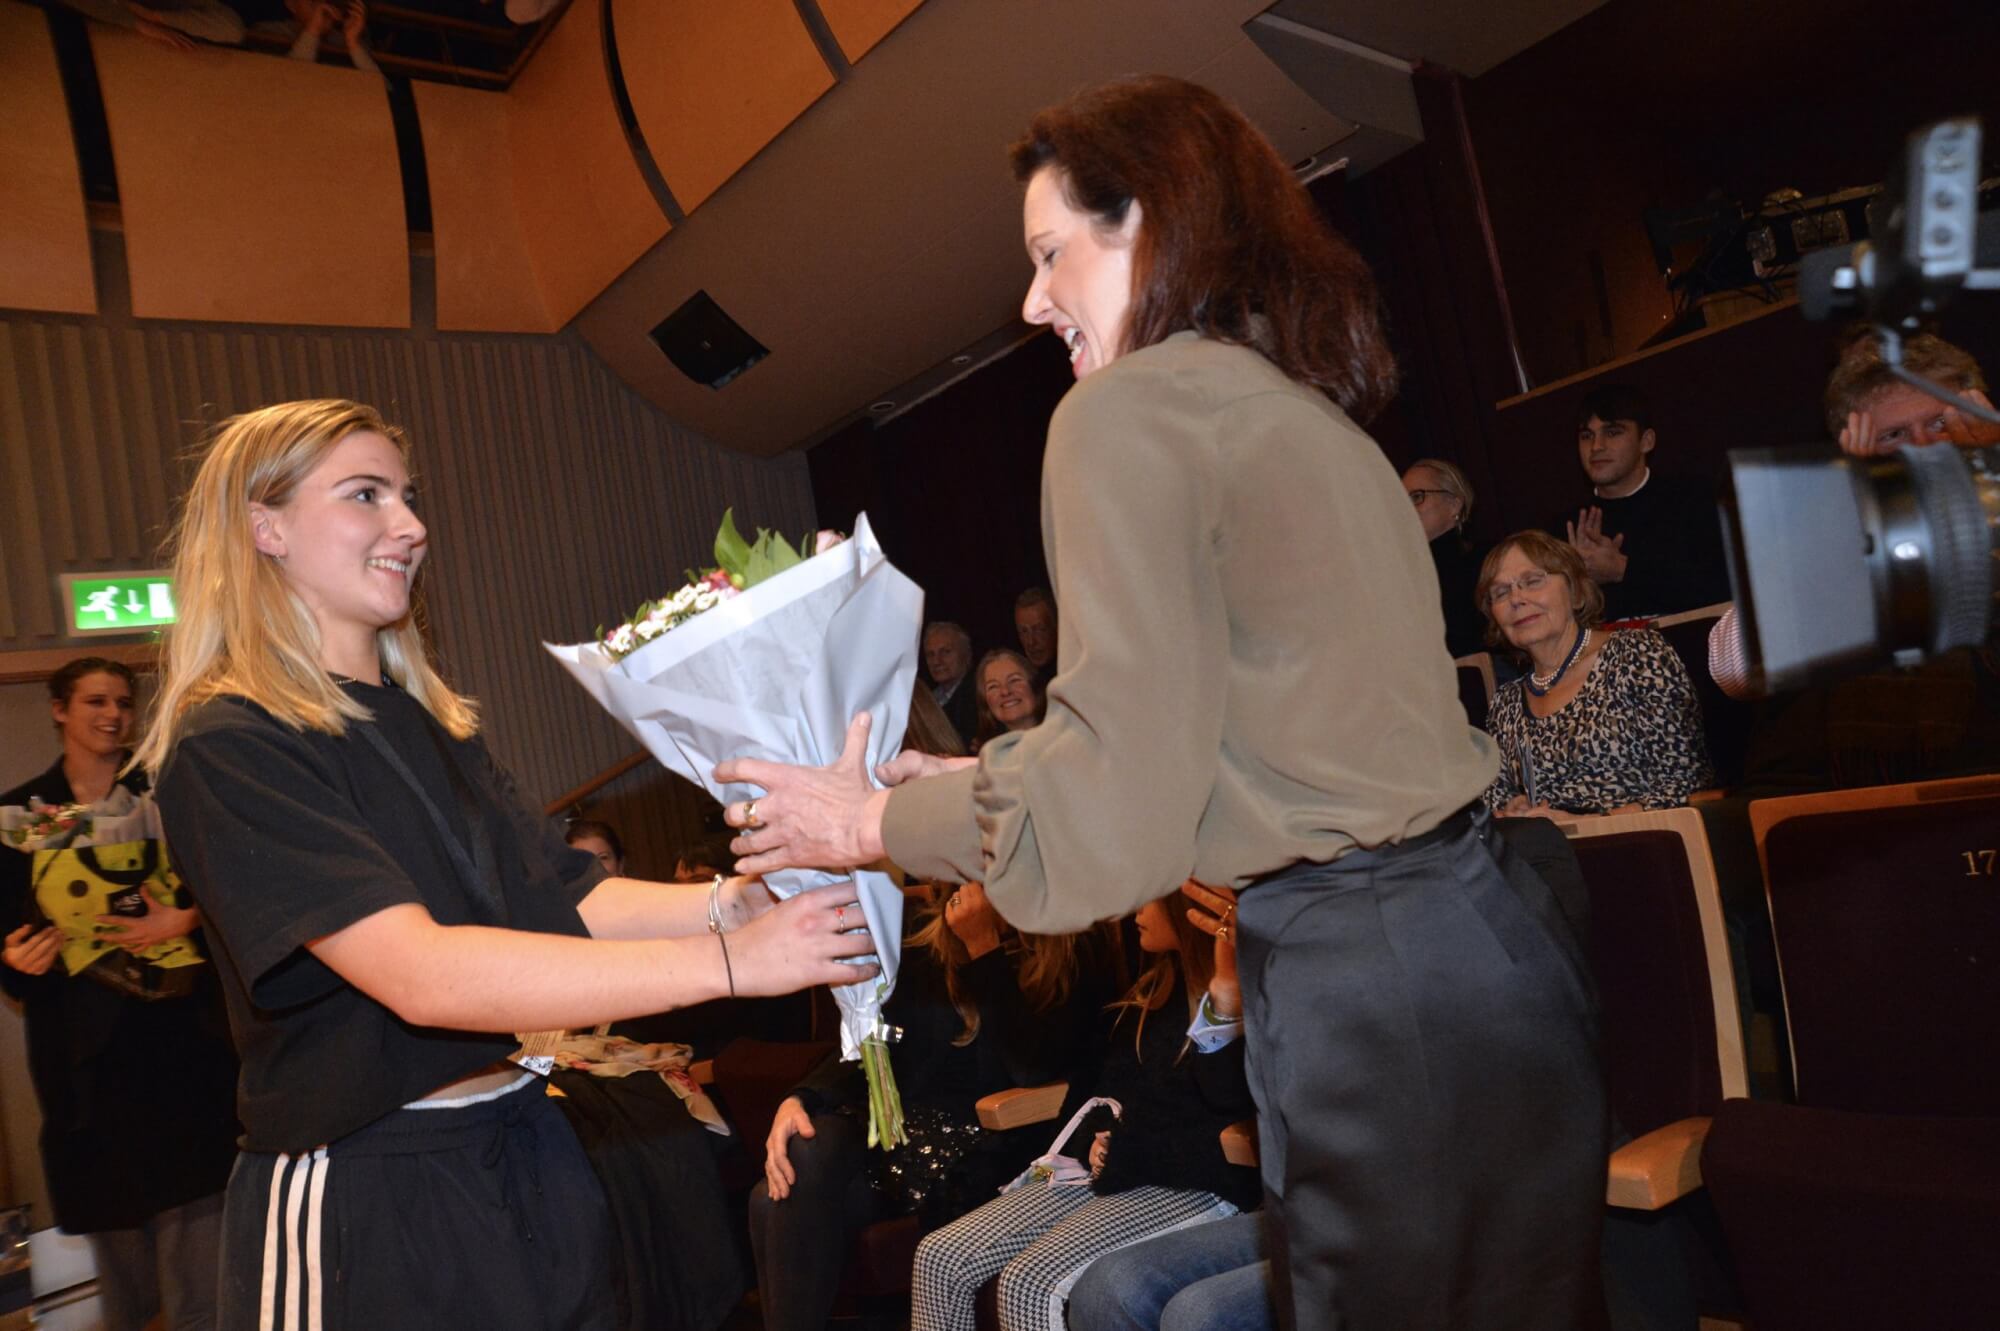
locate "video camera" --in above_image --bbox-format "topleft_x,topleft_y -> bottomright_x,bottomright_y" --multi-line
1723,117 -> 2000,692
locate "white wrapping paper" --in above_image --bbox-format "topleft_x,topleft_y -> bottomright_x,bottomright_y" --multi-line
545,514 -> 924,1061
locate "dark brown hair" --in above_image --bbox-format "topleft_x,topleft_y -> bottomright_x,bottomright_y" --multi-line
1823,328 -> 1987,436
904,677 -> 969,760
1009,75 -> 1398,423
49,656 -> 138,706
1475,531 -> 1605,654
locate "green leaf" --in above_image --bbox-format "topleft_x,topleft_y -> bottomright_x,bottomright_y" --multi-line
713,508 -> 753,578
742,526 -> 803,588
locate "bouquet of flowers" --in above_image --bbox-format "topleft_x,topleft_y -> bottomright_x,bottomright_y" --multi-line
0,798 -> 95,851
547,510 -> 923,1148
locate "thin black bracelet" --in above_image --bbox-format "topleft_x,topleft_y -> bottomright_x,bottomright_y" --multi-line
717,930 -> 735,997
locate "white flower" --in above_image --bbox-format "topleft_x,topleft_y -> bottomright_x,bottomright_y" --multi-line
606,624 -> 637,654
636,619 -> 664,640
671,585 -> 700,610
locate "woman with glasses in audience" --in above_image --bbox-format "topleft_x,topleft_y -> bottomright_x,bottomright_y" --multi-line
1479,530 -> 1713,818
713,77 -> 1603,1329
1402,458 -> 1487,658
141,399 -> 876,1330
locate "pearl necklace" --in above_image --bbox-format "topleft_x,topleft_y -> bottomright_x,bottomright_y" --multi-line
1525,626 -> 1590,697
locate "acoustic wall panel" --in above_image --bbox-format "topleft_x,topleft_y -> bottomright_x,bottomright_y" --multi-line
506,0 -> 671,329
0,244 -> 815,835
613,0 -> 835,212
815,0 -> 926,63
412,83 -> 557,334
0,6 -> 97,315
89,30 -> 409,328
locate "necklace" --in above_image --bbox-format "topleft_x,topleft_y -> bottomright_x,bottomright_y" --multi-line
1525,626 -> 1590,697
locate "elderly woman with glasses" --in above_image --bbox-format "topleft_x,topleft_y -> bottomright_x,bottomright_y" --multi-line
1401,458 -> 1486,657
1478,531 -> 1713,818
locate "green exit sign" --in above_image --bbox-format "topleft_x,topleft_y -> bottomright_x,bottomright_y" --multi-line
61,571 -> 178,635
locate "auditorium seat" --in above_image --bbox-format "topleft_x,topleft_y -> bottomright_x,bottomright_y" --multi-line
1648,603 -> 1751,788
1558,807 -> 1747,1208
1698,777 -> 2000,1328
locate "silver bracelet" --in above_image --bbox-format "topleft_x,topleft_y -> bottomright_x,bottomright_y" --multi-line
708,873 -> 727,935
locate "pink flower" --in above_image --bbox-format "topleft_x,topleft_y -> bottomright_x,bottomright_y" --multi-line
814,529 -> 845,555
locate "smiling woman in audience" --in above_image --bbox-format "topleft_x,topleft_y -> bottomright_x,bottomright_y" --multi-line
972,647 -> 1046,748
1479,530 -> 1713,817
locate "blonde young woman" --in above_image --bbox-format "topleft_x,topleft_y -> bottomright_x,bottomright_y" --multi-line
142,400 -> 873,1331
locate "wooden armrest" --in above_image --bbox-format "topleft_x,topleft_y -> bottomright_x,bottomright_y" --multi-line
1220,1119 -> 1259,1168
1606,1116 -> 1710,1210
688,1059 -> 715,1086
977,1082 -> 1068,1131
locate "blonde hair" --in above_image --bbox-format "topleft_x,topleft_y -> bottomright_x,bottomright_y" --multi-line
136,399 -> 476,774
1408,457 -> 1475,528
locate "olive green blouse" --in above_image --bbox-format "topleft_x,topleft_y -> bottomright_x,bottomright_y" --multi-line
882,332 -> 1497,932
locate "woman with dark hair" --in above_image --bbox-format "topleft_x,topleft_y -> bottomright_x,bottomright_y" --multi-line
1,658 -> 238,1331
715,76 -> 1603,1328
971,647 -> 1046,749
563,818 -> 625,876
1478,531 -> 1713,817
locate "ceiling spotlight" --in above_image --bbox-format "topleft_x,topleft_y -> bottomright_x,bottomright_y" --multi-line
869,400 -> 897,413
950,353 -> 973,366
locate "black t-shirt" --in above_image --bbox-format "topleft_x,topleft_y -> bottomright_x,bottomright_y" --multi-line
1548,471 -> 1732,620
156,681 -> 605,1152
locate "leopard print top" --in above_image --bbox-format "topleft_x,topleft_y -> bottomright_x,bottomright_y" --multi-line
1481,628 -> 1714,814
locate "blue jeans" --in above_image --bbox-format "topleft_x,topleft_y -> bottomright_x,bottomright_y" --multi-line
1067,1211 -> 1275,1331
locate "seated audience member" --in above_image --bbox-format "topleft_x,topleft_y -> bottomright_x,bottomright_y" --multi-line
61,0 -> 245,49
747,887 -> 1120,1331
1554,384 -> 1731,620
1402,457 -> 1487,658
1013,588 -> 1058,675
972,648 -> 1046,749
563,818 -> 625,877
912,885 -> 1257,1331
924,621 -> 980,748
1479,531 -> 1713,817
1068,1209 -> 1272,1331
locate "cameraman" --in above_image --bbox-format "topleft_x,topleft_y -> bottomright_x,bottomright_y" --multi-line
1709,330 -> 2000,699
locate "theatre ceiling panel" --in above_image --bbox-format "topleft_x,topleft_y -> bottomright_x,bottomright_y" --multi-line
612,0 -> 836,214
414,83 -> 555,334
816,0 -> 927,63
506,0 -> 670,330
0,6 -> 96,316
90,30 -> 408,328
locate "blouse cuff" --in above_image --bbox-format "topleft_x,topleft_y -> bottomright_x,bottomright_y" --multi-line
1187,992 -> 1244,1053
880,765 -> 985,886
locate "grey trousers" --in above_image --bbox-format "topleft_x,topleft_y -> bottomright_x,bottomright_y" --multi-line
1235,810 -> 1606,1331
86,1190 -> 225,1331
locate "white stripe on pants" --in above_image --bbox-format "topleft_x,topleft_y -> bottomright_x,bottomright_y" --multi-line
912,1183 -> 1235,1331
258,1148 -> 330,1331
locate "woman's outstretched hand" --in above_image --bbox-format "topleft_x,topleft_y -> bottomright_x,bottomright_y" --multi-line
727,881 -> 880,995
717,714 -> 890,876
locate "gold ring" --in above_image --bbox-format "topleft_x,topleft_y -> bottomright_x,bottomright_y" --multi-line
1217,923 -> 1232,942
743,800 -> 761,830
